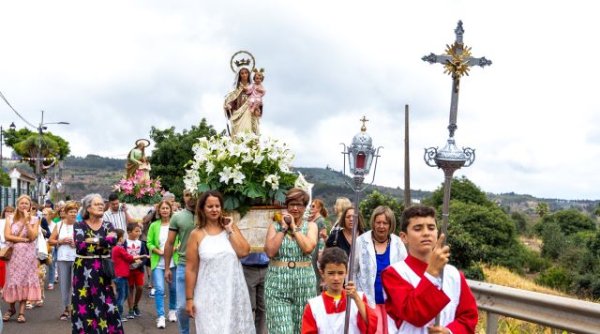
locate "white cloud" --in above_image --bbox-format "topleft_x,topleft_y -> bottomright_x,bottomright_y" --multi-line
1,0 -> 599,200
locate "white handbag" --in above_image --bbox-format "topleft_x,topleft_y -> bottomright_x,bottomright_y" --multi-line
37,227 -> 49,261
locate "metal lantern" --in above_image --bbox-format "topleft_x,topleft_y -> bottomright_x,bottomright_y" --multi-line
347,123 -> 376,176
340,116 -> 382,334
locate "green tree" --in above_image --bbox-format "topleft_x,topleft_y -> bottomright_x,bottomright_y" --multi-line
0,169 -> 10,187
540,209 -> 596,236
358,190 -> 404,232
536,202 -> 549,217
4,127 -> 70,172
448,200 -> 528,271
423,176 -> 493,208
148,119 -> 217,200
511,211 -> 529,234
540,222 -> 566,260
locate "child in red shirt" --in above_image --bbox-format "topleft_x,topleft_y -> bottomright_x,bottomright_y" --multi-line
112,229 -> 145,322
302,247 -> 378,334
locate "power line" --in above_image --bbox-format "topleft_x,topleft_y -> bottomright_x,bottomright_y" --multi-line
0,90 -> 36,128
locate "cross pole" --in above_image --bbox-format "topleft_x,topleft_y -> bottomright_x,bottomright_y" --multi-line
422,20 -> 492,138
422,20 -> 491,327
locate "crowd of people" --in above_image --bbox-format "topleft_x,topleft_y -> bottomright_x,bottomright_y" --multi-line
0,188 -> 478,334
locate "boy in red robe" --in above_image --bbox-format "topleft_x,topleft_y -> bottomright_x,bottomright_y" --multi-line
302,247 -> 378,334
382,205 -> 478,334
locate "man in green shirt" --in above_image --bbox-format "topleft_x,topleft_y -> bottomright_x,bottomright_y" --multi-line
164,190 -> 197,334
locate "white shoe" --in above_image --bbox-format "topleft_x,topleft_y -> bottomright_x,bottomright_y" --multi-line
167,310 -> 177,322
156,316 -> 166,329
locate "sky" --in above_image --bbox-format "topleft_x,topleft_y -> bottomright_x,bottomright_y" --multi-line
1,0 -> 599,200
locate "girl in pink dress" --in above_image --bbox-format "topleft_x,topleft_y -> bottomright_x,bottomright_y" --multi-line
246,69 -> 266,117
2,195 -> 42,323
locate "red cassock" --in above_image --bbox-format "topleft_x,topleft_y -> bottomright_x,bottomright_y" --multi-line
382,255 -> 478,334
301,290 -> 379,334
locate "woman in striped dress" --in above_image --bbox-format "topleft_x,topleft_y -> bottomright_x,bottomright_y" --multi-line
265,188 -> 318,334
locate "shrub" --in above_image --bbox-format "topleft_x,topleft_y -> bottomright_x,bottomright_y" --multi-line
536,266 -> 572,292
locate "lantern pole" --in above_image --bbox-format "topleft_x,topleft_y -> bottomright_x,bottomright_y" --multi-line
341,117 -> 381,334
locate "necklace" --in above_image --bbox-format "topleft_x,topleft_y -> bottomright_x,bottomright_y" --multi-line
372,234 -> 390,244
372,234 -> 390,255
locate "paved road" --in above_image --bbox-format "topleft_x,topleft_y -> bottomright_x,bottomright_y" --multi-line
1,284 -> 192,333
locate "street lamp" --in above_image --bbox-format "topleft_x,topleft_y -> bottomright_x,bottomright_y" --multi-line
36,110 -> 69,204
340,116 -> 382,334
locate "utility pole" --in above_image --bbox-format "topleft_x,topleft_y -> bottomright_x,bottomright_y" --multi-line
404,104 -> 411,207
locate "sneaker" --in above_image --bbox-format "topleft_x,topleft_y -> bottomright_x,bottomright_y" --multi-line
121,317 -> 128,322
167,310 -> 177,322
47,284 -> 54,290
133,305 -> 141,317
149,288 -> 156,298
127,310 -> 135,319
156,316 -> 166,329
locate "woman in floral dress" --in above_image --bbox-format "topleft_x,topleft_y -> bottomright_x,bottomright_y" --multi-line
264,188 -> 318,334
2,195 -> 41,323
71,193 -> 121,334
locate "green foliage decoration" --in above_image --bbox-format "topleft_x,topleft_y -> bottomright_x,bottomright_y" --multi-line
148,119 -> 217,200
183,132 -> 299,214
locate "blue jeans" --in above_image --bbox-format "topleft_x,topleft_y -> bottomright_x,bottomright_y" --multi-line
152,266 -> 177,318
176,264 -> 190,334
114,277 -> 129,317
46,247 -> 57,286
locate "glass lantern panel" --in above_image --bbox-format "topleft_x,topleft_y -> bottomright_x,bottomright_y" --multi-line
356,152 -> 366,169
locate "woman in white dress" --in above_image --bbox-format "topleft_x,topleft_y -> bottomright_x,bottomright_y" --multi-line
185,190 -> 255,334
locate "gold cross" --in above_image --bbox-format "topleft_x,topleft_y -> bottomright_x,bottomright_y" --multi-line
360,116 -> 369,131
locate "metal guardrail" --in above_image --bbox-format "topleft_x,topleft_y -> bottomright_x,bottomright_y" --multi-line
468,279 -> 600,334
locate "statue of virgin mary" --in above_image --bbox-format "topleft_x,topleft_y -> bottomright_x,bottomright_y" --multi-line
223,51 -> 260,136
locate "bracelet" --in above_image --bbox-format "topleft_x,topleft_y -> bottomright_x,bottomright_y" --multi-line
186,297 -> 193,301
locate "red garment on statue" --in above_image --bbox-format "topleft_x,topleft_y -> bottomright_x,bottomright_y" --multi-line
382,255 -> 478,334
301,290 -> 378,334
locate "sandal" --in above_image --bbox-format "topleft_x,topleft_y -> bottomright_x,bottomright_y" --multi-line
60,310 -> 70,321
2,309 -> 16,321
17,313 -> 26,323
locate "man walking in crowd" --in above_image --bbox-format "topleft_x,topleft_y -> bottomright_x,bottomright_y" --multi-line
103,192 -> 137,237
242,251 -> 270,334
164,190 -> 197,334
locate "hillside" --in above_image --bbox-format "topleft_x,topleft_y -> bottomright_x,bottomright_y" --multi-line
57,155 -> 599,214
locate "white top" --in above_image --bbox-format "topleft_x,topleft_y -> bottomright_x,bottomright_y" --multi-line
126,239 -> 142,256
390,260 -> 461,334
56,221 -> 76,261
156,225 -> 173,269
0,218 -> 6,247
308,292 -> 363,334
193,230 -> 255,334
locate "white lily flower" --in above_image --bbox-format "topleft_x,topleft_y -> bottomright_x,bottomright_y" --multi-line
219,166 -> 234,184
